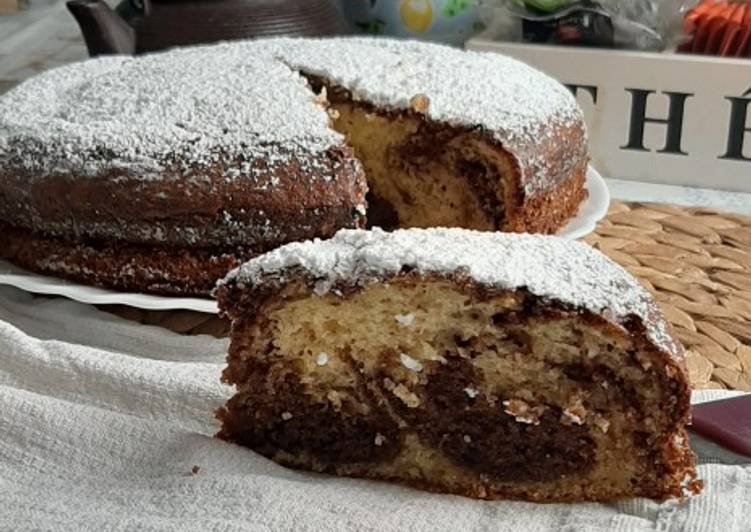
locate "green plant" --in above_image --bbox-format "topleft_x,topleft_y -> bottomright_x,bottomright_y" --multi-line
442,0 -> 476,17
354,19 -> 387,35
512,0 -> 574,12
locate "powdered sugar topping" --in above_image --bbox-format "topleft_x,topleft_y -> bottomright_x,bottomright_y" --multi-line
266,37 -> 578,134
0,42 -> 341,180
221,228 -> 680,358
263,37 -> 585,194
0,37 -> 584,192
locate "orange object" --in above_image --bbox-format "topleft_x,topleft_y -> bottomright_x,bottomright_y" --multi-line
680,0 -> 751,57
737,25 -> 751,56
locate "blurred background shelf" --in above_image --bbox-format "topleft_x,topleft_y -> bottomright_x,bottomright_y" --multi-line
0,0 -> 87,84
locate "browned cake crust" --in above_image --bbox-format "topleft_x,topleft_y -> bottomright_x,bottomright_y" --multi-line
0,147 -> 365,249
214,230 -> 700,502
0,144 -> 365,296
505,167 -> 587,234
0,221 -> 247,296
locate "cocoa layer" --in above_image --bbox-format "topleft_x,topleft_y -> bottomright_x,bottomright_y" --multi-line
218,359 -> 402,466
218,355 -> 595,482
408,356 -> 595,482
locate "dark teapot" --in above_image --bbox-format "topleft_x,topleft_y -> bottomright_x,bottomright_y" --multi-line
67,0 -> 349,56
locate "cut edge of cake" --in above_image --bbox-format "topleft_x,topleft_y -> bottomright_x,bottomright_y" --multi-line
214,228 -> 702,502
0,38 -> 588,296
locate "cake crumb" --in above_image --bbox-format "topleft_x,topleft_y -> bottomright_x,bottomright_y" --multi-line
393,384 -> 420,408
635,352 -> 653,371
374,433 -> 386,446
400,353 -> 423,372
593,414 -> 610,433
394,313 -> 415,327
503,399 -> 545,425
561,396 -> 587,426
561,410 -> 584,425
463,435 -> 472,443
464,387 -> 479,399
327,390 -> 342,410
410,93 -> 430,114
281,412 -> 293,421
681,473 -> 704,498
313,279 -> 332,296
191,465 -> 200,475
313,86 -> 328,106
316,352 -> 329,366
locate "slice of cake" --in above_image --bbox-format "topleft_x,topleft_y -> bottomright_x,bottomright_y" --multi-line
215,228 -> 700,502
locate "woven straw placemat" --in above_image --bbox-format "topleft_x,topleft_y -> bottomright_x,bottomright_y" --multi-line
104,201 -> 751,392
584,201 -> 751,392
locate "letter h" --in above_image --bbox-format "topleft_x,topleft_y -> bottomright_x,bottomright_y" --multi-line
622,89 -> 693,156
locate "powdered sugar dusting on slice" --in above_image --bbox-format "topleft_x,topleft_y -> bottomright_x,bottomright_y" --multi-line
221,228 -> 680,358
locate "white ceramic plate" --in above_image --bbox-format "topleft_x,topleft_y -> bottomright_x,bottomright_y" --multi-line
558,166 -> 610,241
0,261 -> 220,313
0,167 -> 609,314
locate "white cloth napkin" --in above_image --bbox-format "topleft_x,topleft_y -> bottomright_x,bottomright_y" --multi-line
0,286 -> 749,532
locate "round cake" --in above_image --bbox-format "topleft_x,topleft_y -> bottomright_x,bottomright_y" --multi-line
0,37 -> 589,296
